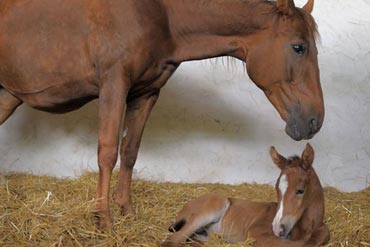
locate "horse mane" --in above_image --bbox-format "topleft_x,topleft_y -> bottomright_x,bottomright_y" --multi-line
208,0 -> 319,72
295,8 -> 320,40
261,0 -> 319,40
199,0 -> 318,38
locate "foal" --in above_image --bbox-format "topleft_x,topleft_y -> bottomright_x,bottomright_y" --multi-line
163,144 -> 330,247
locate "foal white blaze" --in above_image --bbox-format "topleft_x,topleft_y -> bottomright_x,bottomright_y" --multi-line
272,174 -> 288,237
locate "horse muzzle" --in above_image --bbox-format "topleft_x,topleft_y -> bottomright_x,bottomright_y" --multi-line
285,107 -> 323,141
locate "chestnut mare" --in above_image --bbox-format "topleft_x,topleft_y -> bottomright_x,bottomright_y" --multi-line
0,0 -> 324,228
163,144 -> 330,247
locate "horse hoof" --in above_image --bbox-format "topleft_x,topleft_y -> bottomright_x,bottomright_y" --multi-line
94,211 -> 112,231
97,220 -> 112,232
121,205 -> 135,216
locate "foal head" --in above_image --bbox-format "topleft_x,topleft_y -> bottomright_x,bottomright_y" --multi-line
243,0 -> 323,140
269,143 -> 317,238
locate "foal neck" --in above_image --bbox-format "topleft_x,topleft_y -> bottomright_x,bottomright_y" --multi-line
161,0 -> 277,62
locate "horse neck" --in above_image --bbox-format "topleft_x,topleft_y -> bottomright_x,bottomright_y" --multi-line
161,0 -> 276,62
296,169 -> 325,231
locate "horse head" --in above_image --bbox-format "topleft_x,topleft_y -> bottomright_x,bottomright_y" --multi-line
244,0 -> 323,140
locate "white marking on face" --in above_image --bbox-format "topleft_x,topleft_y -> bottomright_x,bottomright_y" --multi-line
272,174 -> 288,237
123,128 -> 128,138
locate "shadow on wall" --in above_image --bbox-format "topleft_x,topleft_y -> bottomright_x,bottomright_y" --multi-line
144,73 -> 280,153
1,71 -> 278,153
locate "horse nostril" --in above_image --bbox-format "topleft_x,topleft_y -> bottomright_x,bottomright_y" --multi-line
309,118 -> 318,133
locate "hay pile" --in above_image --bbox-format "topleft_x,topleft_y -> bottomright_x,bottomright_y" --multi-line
0,172 -> 369,247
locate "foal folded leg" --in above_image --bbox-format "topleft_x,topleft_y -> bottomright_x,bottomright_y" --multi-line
305,224 -> 330,247
113,90 -> 160,215
252,231 -> 302,247
0,87 -> 22,125
162,195 -> 230,247
96,64 -> 129,230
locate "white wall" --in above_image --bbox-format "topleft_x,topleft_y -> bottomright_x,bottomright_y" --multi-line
1,0 -> 370,192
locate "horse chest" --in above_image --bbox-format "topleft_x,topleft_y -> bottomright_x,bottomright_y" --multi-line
129,61 -> 178,99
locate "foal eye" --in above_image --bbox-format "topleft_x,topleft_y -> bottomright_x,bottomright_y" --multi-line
292,44 -> 306,55
296,189 -> 305,195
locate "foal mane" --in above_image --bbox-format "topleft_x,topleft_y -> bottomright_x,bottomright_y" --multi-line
286,155 -> 300,165
284,155 -> 308,169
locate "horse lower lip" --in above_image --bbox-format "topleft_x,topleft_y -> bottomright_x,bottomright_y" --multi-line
285,125 -> 302,141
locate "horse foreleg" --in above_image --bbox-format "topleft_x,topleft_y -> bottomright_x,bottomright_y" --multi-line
0,87 -> 22,125
113,90 -> 160,215
96,64 -> 129,230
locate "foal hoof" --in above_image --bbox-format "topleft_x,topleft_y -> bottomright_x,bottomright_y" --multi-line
161,240 -> 179,247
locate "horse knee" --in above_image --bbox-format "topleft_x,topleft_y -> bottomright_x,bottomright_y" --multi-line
98,144 -> 119,170
122,151 -> 138,168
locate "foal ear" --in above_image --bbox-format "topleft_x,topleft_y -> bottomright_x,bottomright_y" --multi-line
270,146 -> 287,169
301,143 -> 314,170
302,0 -> 314,14
276,0 -> 296,15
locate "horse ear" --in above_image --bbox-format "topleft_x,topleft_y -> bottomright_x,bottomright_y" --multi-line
302,0 -> 314,14
276,0 -> 296,15
301,143 -> 314,169
270,146 -> 287,169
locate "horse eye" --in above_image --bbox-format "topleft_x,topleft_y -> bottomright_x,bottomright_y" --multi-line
292,44 -> 305,55
296,189 -> 305,195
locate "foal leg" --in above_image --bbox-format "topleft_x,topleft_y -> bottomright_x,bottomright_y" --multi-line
305,224 -> 330,247
0,87 -> 22,125
162,195 -> 230,247
113,90 -> 160,215
162,215 -> 213,247
252,231 -> 302,247
96,64 -> 129,230
255,238 -> 301,247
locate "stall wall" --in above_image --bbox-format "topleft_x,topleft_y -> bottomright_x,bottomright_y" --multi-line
1,0 -> 370,192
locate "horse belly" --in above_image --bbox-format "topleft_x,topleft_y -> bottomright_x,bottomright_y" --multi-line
13,80 -> 99,113
0,0 -> 95,93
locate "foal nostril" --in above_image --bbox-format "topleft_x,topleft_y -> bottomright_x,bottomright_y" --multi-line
279,224 -> 286,237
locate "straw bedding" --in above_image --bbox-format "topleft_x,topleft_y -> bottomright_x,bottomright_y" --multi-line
0,172 -> 369,247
